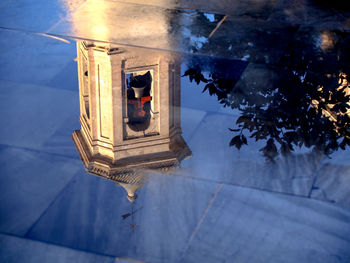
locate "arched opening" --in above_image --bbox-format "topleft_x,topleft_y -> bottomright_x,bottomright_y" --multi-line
126,71 -> 152,131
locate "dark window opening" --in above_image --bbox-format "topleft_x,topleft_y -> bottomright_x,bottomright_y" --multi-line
126,71 -> 152,131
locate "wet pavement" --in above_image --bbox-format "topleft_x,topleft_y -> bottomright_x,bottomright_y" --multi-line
0,1 -> 350,262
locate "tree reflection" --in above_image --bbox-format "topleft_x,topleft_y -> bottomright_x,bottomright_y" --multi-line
183,58 -> 350,161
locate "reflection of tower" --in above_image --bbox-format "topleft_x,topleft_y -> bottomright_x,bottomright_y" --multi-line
72,41 -> 191,195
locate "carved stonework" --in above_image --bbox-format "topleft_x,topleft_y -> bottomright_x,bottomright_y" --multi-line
72,41 -> 192,190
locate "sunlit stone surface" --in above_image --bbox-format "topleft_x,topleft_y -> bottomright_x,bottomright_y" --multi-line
1,0 -> 350,262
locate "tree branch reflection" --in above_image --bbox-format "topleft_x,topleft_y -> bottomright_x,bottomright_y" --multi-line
184,58 -> 350,161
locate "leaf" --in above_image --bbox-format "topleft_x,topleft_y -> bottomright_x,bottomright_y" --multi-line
202,85 -> 209,93
236,115 -> 251,124
182,68 -> 197,77
194,72 -> 207,84
241,134 -> 247,145
198,73 -> 209,84
217,91 -> 226,100
340,103 -> 349,113
339,138 -> 346,150
284,131 -> 298,145
208,83 -> 216,95
280,141 -> 291,155
229,135 -> 243,150
259,138 -> 278,160
229,128 -> 240,132
250,131 -> 258,138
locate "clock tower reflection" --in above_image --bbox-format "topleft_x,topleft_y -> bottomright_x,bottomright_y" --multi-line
72,41 -> 191,201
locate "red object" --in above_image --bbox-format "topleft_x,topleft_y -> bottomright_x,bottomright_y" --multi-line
128,96 -> 152,117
